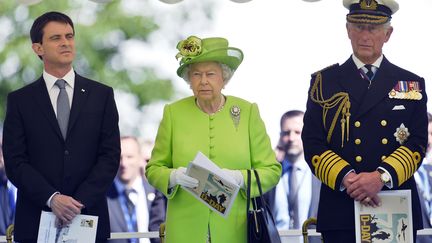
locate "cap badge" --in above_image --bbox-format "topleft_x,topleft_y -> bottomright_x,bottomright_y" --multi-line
394,123 -> 410,145
360,0 -> 378,10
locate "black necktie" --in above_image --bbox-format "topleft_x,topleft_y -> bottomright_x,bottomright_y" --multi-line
364,64 -> 374,81
124,189 -> 138,232
288,165 -> 299,229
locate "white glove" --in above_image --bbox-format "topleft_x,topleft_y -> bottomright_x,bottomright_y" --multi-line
169,167 -> 199,189
222,169 -> 244,188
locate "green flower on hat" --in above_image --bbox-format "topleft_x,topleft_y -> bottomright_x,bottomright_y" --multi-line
175,36 -> 202,61
175,35 -> 244,78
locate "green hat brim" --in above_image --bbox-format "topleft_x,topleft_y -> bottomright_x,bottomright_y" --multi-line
176,47 -> 244,77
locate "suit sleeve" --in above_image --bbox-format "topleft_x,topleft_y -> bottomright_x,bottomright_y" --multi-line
73,88 -> 120,208
301,75 -> 353,191
381,78 -> 428,187
3,92 -> 58,207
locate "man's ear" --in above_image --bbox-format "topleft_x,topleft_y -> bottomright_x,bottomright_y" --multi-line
32,43 -> 44,56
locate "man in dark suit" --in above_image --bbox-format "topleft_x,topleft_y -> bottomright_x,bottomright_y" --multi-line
107,136 -> 166,243
302,0 -> 427,242
265,110 -> 320,243
2,11 -> 120,242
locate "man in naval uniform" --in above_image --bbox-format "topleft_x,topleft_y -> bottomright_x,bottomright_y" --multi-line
301,0 -> 428,242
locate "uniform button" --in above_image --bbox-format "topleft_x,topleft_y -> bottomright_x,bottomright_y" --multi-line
64,150 -> 69,155
381,120 -> 387,126
355,156 -> 362,162
355,121 -> 361,127
355,139 -> 361,145
381,155 -> 387,160
381,138 -> 388,144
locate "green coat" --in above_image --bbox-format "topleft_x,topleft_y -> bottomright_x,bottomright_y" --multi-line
146,95 -> 281,243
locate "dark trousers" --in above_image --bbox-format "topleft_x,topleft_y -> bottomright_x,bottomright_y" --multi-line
321,230 -> 417,243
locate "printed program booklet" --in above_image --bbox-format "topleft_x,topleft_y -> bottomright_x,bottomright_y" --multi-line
354,190 -> 413,243
37,211 -> 98,243
184,151 -> 240,217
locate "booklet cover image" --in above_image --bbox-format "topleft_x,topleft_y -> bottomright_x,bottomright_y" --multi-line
355,190 -> 412,243
358,213 -> 410,243
200,173 -> 236,215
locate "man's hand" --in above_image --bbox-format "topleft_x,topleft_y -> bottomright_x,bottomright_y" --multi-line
345,171 -> 383,207
50,194 -> 84,225
342,171 -> 357,189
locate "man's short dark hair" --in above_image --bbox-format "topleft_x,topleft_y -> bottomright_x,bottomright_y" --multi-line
30,11 -> 74,44
280,110 -> 304,130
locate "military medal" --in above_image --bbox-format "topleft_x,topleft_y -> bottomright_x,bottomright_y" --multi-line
388,81 -> 422,100
230,105 -> 241,130
394,123 -> 410,145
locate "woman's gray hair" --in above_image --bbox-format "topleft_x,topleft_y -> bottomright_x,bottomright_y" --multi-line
180,63 -> 235,85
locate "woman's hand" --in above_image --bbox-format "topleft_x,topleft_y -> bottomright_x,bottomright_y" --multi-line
222,169 -> 244,188
169,167 -> 199,189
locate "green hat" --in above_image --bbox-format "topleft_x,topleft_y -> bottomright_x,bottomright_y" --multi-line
175,36 -> 244,77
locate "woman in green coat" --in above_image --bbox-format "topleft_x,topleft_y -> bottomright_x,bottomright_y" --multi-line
145,35 -> 281,243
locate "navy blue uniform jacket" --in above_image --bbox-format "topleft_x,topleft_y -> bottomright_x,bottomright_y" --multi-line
301,56 -> 428,232
2,74 -> 120,241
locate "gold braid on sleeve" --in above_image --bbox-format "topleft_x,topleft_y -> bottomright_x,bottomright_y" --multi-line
310,72 -> 351,147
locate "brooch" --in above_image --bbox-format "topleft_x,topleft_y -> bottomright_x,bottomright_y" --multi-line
230,105 -> 241,130
394,123 -> 410,145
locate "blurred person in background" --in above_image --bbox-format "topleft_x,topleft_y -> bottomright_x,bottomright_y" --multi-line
0,141 -> 16,235
415,112 -> 432,243
145,35 -> 281,243
107,136 -> 165,243
265,110 -> 320,243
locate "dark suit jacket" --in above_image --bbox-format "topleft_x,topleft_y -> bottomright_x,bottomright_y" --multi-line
107,178 -> 166,243
2,74 -> 120,241
264,172 -> 321,243
417,164 -> 432,243
302,56 -> 427,232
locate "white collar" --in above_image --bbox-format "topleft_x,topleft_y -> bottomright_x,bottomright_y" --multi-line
352,54 -> 383,70
43,68 -> 75,90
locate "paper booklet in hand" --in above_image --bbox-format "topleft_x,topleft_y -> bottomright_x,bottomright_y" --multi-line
354,190 -> 413,243
184,151 -> 240,217
37,211 -> 98,243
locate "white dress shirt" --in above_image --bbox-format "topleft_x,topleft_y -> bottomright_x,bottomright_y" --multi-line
43,68 -> 75,114
129,177 -> 150,243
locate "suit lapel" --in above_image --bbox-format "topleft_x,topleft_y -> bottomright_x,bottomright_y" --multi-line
32,77 -> 63,140
67,74 -> 90,136
356,57 -> 397,118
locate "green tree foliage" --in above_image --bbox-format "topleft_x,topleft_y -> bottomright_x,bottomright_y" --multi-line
0,0 -> 215,122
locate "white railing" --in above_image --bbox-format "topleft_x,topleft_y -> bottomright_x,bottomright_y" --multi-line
1,229 -> 432,242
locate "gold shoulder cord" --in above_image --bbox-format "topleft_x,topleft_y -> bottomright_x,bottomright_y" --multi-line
310,72 -> 351,147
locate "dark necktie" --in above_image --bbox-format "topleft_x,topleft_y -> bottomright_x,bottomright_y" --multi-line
125,189 -> 138,233
55,79 -> 70,139
364,64 -> 374,81
288,165 -> 299,229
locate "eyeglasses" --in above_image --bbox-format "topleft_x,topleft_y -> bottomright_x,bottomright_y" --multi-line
350,24 -> 387,34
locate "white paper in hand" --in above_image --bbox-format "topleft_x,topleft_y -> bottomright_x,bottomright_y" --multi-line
184,151 -> 240,217
37,211 -> 98,243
